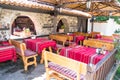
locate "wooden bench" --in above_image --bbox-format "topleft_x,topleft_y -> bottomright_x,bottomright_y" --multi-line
90,32 -> 100,38
49,34 -> 67,46
73,32 -> 92,39
44,50 -> 87,80
88,38 -> 113,44
83,39 -> 114,51
101,35 -> 114,40
9,39 -> 38,71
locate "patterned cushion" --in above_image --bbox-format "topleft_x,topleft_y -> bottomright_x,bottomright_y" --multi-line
48,62 -> 85,80
15,48 -> 37,56
15,48 -> 21,55
57,44 -> 64,48
24,49 -> 37,57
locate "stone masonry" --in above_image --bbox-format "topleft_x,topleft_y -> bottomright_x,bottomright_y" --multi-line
0,8 -> 78,36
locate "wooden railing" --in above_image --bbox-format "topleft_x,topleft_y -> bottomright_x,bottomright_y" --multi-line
86,49 -> 116,80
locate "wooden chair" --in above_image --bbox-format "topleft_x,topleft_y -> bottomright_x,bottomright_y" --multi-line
9,39 -> 38,71
55,35 -> 68,54
49,34 -> 67,54
44,50 -> 87,80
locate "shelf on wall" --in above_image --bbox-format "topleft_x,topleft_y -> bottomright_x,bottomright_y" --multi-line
0,28 -> 10,30
43,25 -> 53,28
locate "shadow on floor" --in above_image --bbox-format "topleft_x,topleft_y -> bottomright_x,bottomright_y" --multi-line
0,56 -> 41,75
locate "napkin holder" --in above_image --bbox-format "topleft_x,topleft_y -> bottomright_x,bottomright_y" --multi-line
31,35 -> 36,39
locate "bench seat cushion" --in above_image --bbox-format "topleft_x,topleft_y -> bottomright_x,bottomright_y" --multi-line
24,49 -> 37,57
48,62 -> 85,80
15,48 -> 37,57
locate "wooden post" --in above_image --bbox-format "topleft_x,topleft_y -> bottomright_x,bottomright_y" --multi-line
91,16 -> 94,32
91,21 -> 94,32
52,15 -> 57,34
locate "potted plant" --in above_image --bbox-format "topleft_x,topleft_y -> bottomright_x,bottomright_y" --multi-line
59,25 -> 65,33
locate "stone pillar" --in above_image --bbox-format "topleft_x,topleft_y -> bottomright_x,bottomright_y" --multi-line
52,16 -> 57,34
78,17 -> 88,33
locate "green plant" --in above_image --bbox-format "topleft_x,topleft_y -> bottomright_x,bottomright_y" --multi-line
94,16 -> 109,22
118,0 -> 120,2
61,25 -> 65,29
110,16 -> 120,25
114,29 -> 120,33
113,66 -> 120,79
94,16 -> 120,25
114,38 -> 120,60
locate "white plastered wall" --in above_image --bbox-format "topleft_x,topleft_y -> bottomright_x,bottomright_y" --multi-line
88,18 -> 120,36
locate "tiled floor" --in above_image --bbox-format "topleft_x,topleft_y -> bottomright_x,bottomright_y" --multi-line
0,58 -> 119,80
0,58 -> 45,80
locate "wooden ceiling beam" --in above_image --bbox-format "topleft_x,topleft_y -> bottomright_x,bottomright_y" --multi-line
90,3 -> 108,11
29,0 -> 56,6
71,3 -> 85,10
90,10 -> 120,12
100,2 -> 120,10
54,0 -> 113,6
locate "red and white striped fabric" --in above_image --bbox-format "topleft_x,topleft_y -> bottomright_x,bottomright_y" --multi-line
24,38 -> 56,54
60,46 -> 109,64
48,62 -> 85,80
0,45 -> 17,62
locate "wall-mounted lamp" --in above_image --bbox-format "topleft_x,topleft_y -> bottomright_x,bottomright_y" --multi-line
109,11 -> 112,16
86,0 -> 91,9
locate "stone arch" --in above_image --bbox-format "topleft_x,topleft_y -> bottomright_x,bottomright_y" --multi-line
11,15 -> 36,35
9,14 -> 37,35
56,18 -> 69,33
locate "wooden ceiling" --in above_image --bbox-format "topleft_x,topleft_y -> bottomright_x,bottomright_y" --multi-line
35,0 -> 120,16
0,0 -> 120,17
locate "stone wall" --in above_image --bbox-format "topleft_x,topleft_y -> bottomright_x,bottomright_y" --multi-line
0,8 -> 78,37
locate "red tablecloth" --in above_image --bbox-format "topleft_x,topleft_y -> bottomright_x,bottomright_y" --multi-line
75,36 -> 85,44
68,34 -> 85,44
60,46 -> 109,64
0,45 -> 17,62
24,38 -> 56,54
95,34 -> 102,39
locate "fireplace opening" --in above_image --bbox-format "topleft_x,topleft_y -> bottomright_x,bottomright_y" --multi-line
12,16 -> 36,37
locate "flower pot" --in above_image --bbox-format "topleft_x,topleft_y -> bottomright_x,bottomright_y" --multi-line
59,29 -> 64,33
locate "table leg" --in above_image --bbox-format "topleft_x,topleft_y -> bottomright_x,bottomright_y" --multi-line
40,48 -> 46,64
49,47 -> 52,52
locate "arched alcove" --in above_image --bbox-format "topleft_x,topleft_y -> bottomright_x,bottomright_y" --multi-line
12,16 -> 36,35
56,18 -> 69,33
56,20 -> 64,32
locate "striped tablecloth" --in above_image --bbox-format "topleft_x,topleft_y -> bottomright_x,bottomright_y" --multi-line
24,38 -> 56,54
0,45 -> 17,62
60,46 -> 109,64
